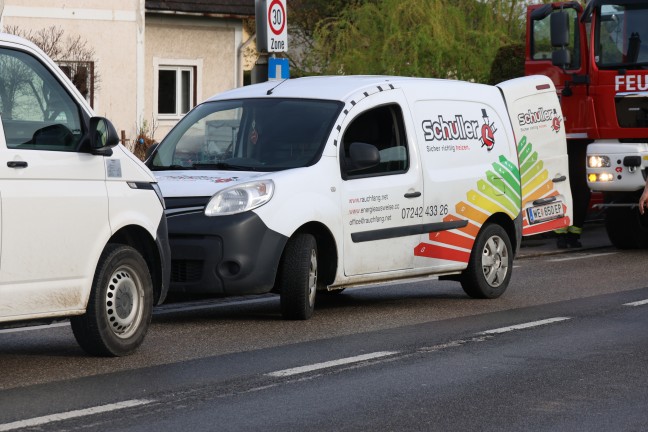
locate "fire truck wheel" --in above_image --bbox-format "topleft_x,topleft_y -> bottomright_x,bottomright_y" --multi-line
605,207 -> 648,249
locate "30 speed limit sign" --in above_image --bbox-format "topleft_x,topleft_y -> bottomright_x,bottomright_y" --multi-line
255,0 -> 288,53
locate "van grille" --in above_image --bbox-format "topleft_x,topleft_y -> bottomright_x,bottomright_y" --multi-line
171,260 -> 203,283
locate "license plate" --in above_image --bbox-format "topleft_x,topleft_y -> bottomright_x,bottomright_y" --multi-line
526,201 -> 564,224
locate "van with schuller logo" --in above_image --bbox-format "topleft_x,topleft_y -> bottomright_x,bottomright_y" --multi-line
147,74 -> 572,319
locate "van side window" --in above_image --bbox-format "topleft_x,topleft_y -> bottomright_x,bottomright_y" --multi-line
341,104 -> 409,178
0,48 -> 83,151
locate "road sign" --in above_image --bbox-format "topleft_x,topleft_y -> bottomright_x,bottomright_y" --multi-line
268,57 -> 290,80
255,0 -> 288,53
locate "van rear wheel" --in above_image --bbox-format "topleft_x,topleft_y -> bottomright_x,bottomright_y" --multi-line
461,223 -> 512,299
279,233 -> 317,320
71,244 -> 153,356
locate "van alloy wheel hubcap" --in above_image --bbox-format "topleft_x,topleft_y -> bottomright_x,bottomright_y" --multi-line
482,235 -> 508,287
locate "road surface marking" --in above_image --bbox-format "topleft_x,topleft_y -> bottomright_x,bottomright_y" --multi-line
266,351 -> 399,377
478,317 -> 571,335
624,299 -> 648,307
0,322 -> 69,334
0,399 -> 153,431
547,252 -> 617,262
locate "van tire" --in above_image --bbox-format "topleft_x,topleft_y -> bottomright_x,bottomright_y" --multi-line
71,244 -> 153,356
279,233 -> 317,320
461,223 -> 512,299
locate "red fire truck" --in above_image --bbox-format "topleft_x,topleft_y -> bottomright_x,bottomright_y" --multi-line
525,0 -> 648,248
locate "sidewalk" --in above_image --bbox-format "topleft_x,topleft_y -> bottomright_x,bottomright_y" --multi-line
517,220 -> 612,259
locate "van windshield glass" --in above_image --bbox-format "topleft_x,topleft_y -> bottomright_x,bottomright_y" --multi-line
595,4 -> 648,69
149,98 -> 343,171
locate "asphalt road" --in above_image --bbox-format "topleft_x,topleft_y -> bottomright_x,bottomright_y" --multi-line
1,245 -> 648,431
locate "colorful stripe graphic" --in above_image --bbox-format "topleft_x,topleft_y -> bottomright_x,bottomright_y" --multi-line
415,134 -> 570,263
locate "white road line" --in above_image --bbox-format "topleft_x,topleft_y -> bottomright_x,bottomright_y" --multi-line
266,351 -> 399,378
624,299 -> 648,307
478,317 -> 571,335
0,399 -> 153,432
0,322 -> 70,334
548,252 -> 617,262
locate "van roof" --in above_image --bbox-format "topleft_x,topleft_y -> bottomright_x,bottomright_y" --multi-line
207,75 -> 492,103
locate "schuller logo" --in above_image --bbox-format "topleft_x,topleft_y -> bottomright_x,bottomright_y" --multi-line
422,109 -> 497,151
518,107 -> 562,134
479,109 -> 497,151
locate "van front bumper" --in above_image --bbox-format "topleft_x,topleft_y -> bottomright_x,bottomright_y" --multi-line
166,210 -> 287,295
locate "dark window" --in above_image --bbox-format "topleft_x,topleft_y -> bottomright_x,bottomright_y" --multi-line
341,104 -> 409,178
0,48 -> 83,151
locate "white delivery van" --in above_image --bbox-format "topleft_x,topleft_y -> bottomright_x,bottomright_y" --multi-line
0,34 -> 170,356
148,75 -> 571,319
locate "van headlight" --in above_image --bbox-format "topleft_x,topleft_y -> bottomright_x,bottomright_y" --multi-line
205,180 -> 274,216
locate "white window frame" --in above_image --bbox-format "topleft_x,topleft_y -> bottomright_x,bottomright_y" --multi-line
154,58 -> 203,121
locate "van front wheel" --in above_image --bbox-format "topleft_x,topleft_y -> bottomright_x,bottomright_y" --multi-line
71,244 -> 153,356
461,223 -> 512,299
279,233 -> 317,320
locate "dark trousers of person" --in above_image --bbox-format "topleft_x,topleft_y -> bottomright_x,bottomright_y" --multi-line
556,140 -> 591,247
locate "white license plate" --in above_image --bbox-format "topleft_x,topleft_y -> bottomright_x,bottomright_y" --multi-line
526,201 -> 564,224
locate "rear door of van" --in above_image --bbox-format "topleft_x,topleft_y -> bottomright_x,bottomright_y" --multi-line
497,75 -> 573,236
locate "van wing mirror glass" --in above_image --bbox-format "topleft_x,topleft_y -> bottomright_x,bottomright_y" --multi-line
348,142 -> 380,172
89,117 -> 119,154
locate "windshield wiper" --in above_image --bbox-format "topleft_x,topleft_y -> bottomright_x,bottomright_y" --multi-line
192,162 -> 259,171
150,164 -> 194,171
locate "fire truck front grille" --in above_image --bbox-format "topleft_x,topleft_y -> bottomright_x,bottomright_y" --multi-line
615,94 -> 648,128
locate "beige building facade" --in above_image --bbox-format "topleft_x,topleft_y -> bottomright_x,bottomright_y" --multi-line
0,0 -> 254,143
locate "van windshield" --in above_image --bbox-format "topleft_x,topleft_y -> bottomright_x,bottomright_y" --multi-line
149,98 -> 343,171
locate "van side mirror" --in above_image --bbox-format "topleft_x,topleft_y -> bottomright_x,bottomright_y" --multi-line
89,117 -> 119,156
550,11 -> 571,68
348,142 -> 380,172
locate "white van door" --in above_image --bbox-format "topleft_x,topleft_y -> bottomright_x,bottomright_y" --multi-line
0,47 -> 109,319
339,92 -> 424,276
497,75 -> 574,235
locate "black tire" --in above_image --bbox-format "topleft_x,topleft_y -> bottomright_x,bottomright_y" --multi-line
461,223 -> 512,299
279,233 -> 317,320
605,207 -> 648,249
71,244 -> 153,356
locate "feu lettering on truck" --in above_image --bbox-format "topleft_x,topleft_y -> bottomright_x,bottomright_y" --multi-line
615,74 -> 648,92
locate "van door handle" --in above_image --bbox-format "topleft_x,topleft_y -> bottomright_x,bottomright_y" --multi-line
404,191 -> 421,198
552,175 -> 567,183
7,161 -> 28,168
533,196 -> 557,206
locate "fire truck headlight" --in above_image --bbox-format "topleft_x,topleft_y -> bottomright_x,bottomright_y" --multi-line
588,155 -> 610,168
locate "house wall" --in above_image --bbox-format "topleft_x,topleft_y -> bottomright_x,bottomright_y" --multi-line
0,1 -> 250,145
145,15 -> 242,140
0,0 -> 142,140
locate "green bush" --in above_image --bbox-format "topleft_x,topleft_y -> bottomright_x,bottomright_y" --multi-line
488,43 -> 525,85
